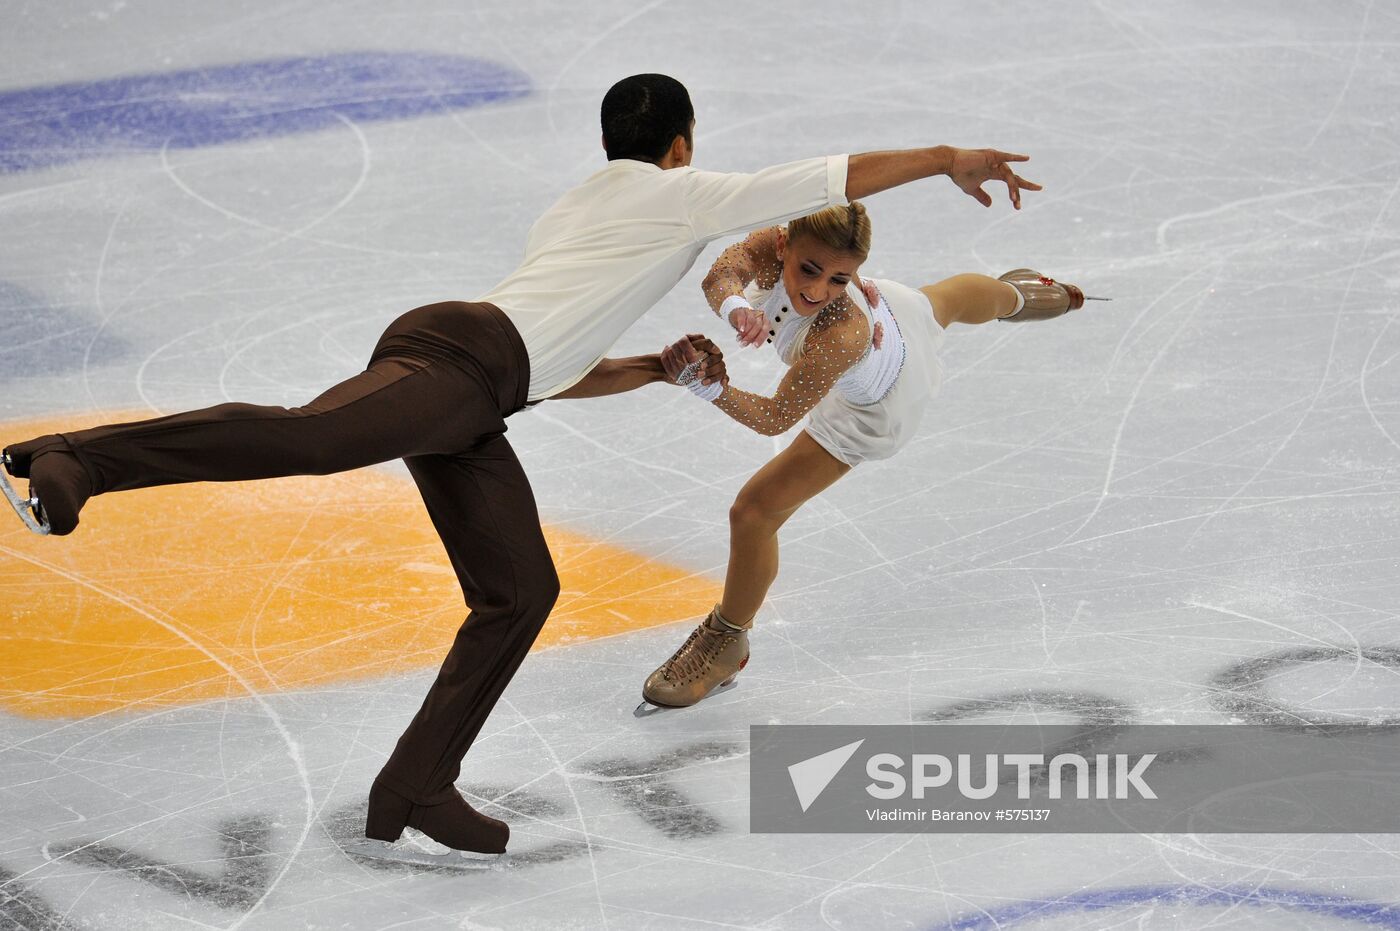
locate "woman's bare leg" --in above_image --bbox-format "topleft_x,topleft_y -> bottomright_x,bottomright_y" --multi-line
640,430 -> 852,708
920,273 -> 1020,328
720,430 -> 852,626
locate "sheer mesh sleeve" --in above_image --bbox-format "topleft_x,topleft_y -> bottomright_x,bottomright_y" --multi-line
712,297 -> 870,436
701,227 -> 781,319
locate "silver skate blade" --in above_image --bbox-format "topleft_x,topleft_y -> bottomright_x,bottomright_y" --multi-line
1083,296 -> 1113,301
633,700 -> 673,718
342,836 -> 504,871
0,469 -> 50,535
633,678 -> 739,717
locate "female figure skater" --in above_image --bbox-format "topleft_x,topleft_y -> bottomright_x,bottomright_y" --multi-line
641,201 -> 1097,708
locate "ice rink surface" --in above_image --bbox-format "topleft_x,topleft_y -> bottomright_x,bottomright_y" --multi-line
3,1 -> 1400,928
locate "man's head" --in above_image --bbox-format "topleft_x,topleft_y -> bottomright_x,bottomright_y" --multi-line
601,74 -> 694,168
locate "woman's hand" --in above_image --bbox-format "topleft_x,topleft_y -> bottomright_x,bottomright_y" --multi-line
728,305 -> 769,348
857,278 -> 884,350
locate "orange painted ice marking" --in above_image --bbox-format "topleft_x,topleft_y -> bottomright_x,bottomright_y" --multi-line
0,411 -> 720,718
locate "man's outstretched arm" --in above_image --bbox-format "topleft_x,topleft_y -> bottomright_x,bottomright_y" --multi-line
549,336 -> 727,400
845,145 -> 1042,208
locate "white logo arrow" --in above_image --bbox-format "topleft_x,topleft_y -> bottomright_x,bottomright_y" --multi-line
788,739 -> 865,812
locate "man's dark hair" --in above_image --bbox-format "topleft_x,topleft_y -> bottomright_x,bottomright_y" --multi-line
600,74 -> 694,163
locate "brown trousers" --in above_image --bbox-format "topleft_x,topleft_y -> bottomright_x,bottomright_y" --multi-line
54,302 -> 557,805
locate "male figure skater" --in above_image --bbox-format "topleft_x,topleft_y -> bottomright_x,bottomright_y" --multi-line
1,73 -> 1039,860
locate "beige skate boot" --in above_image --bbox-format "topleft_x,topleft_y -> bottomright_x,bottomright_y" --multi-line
641,606 -> 751,708
997,269 -> 1093,321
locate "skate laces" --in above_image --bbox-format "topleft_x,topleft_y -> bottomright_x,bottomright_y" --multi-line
662,621 -> 728,682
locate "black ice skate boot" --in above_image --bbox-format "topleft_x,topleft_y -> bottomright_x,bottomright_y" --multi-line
346,780 -> 509,869
365,780 -> 508,852
1,437 -> 91,536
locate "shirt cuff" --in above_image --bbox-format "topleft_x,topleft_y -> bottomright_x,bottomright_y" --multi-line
826,154 -> 850,207
720,294 -> 753,323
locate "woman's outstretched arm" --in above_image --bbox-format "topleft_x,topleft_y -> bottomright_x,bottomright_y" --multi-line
665,301 -> 870,436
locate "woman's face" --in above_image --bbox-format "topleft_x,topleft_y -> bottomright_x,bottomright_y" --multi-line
777,230 -> 864,316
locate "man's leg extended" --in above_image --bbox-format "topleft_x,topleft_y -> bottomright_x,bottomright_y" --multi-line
3,356 -> 502,534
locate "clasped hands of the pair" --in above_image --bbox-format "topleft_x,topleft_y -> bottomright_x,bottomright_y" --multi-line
660,334 -> 727,401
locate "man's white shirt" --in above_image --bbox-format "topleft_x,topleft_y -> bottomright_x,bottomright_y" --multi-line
477,155 -> 850,401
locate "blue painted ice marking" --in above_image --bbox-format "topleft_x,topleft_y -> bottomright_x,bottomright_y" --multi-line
0,51 -> 531,172
929,884 -> 1400,930
0,281 -> 128,380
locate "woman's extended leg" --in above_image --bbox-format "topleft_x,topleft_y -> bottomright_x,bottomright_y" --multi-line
921,270 -> 1089,327
640,430 -> 849,708
919,273 -> 1021,327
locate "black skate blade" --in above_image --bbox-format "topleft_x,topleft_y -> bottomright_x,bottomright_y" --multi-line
0,469 -> 50,535
1083,296 -> 1113,301
342,836 -> 504,871
633,678 -> 739,717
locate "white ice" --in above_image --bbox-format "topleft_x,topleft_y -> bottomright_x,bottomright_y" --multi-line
2,1 -> 1400,928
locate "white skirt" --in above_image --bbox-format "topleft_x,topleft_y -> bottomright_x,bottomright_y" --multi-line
803,278 -> 946,466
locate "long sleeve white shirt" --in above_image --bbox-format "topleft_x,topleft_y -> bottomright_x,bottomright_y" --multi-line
477,154 -> 849,401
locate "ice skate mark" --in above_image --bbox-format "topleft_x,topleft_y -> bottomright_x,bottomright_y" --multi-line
499,697 -> 610,925
529,406 -> 713,489
1058,264 -> 1216,548
0,542 -> 317,917
0,281 -> 128,381
158,110 -> 379,263
1208,645 -> 1400,729
1154,183 -> 1370,251
1182,174 -> 1400,549
0,865 -> 74,930
1306,0 -> 1374,149
1361,284 -> 1400,454
545,0 -> 673,143
928,883 -> 1400,930
581,742 -> 743,839
0,52 -> 531,173
47,815 -> 274,912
